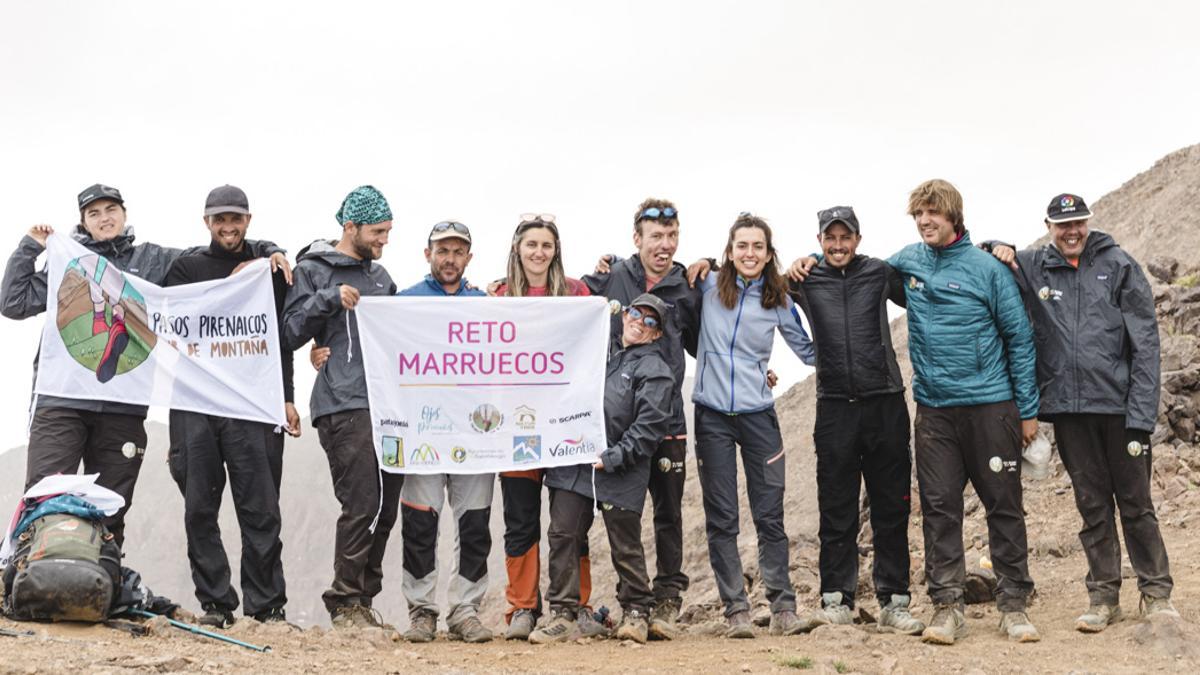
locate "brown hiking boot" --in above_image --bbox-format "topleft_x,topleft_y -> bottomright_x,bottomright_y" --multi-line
404,610 -> 438,643
1076,604 -> 1121,633
649,597 -> 681,640
726,610 -> 755,639
448,615 -> 493,643
920,604 -> 967,645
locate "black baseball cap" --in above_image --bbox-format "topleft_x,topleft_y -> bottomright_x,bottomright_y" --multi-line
817,206 -> 860,234
1045,193 -> 1092,223
78,184 -> 124,211
205,185 -> 251,216
629,293 -> 668,321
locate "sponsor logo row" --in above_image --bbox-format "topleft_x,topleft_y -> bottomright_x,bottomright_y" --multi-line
381,404 -> 594,436
380,434 -> 598,468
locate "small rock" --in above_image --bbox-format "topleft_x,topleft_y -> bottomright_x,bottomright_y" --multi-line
880,655 -> 898,673
143,615 -> 173,637
740,664 -> 752,673
810,622 -> 869,647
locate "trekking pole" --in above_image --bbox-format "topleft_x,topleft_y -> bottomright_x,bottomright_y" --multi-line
128,609 -> 271,653
0,627 -> 35,638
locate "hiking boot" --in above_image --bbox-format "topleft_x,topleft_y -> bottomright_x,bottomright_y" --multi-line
448,615 -> 493,643
404,610 -> 438,643
1000,611 -> 1040,643
615,608 -> 649,644
725,610 -> 755,639
877,594 -> 925,635
506,609 -> 536,640
577,608 -> 610,638
529,610 -> 577,644
649,597 -> 681,641
1141,595 -> 1180,619
1076,603 -> 1121,633
800,591 -> 854,632
251,607 -> 287,623
96,315 -> 128,383
920,604 -> 967,645
768,609 -> 803,636
198,604 -> 234,629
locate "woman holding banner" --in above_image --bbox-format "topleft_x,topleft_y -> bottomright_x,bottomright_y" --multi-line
531,292 -> 673,644
692,213 -> 816,639
491,214 -> 599,640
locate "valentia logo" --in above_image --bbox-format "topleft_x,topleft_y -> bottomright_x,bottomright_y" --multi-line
409,443 -> 441,467
381,436 -> 404,468
513,435 -> 542,464
549,437 -> 596,458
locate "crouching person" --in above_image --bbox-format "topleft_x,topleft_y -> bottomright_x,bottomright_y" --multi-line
531,294 -> 674,645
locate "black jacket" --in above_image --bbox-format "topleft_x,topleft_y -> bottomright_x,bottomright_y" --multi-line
582,254 -> 701,436
164,240 -> 295,404
544,339 -> 674,513
280,240 -> 396,421
789,255 -> 906,401
1007,231 -> 1160,432
1,227 -> 280,416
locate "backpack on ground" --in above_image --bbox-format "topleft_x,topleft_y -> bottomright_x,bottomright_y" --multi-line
2,513 -> 122,622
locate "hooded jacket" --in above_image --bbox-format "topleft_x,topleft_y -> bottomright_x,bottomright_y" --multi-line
281,240 -> 396,421
886,232 -> 1039,419
789,255 -> 907,401
1,226 -> 280,416
1008,230 -> 1159,432
397,274 -> 486,298
692,272 -> 815,414
543,338 -> 674,513
582,254 -> 701,436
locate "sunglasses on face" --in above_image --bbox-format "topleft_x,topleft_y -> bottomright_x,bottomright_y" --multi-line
636,206 -> 677,222
625,306 -> 661,330
519,213 -> 556,226
431,221 -> 471,235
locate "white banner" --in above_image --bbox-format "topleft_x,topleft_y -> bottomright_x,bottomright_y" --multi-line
34,233 -> 285,426
357,296 -> 609,474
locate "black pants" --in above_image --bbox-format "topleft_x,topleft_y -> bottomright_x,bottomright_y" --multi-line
915,400 -> 1033,612
168,411 -> 286,616
545,488 -> 594,617
648,438 -> 688,602
315,410 -> 404,613
26,406 -> 147,548
1054,413 -> 1172,604
814,392 -> 912,607
603,502 -> 654,614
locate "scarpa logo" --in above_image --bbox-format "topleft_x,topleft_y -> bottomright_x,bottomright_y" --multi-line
549,437 -> 596,458
409,443 -> 440,466
471,404 -> 504,433
418,405 -> 454,434
513,435 -> 542,464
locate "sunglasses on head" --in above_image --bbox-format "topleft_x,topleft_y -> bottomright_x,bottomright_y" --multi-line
519,213 -> 556,225
625,306 -> 661,330
636,206 -> 677,222
432,220 -> 469,233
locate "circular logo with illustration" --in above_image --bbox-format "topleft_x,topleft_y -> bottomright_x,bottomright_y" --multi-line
56,254 -> 156,383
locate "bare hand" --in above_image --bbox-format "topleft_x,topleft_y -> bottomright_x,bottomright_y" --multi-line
311,345 -> 331,370
991,245 -> 1018,271
1021,419 -> 1038,448
593,460 -> 605,470
486,280 -> 503,297
270,252 -> 294,285
686,259 -> 712,288
284,402 -> 301,437
787,256 -> 818,282
27,224 -> 54,247
766,369 -> 778,389
594,254 -> 613,275
339,285 -> 361,310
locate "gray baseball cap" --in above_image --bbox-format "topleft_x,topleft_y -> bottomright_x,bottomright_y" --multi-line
817,205 -> 860,234
630,293 -> 669,321
204,184 -> 251,216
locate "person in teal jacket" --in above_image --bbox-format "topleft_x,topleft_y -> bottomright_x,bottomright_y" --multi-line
792,179 -> 1041,646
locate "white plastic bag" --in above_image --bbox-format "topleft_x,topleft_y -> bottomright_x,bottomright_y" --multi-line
1022,434 -> 1052,480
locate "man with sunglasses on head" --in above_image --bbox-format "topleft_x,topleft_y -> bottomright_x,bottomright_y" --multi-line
393,221 -> 494,644
585,198 -> 701,640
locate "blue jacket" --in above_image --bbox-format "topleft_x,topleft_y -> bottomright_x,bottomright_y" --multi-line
692,273 -> 815,414
398,274 -> 486,298
887,232 -> 1039,419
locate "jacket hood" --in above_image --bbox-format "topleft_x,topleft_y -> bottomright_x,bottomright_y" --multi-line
296,239 -> 369,268
625,252 -> 688,286
1044,229 -> 1117,266
72,224 -> 137,257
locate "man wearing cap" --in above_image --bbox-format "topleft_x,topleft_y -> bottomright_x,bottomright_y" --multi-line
281,185 -> 399,630
0,184 -> 285,547
786,206 -> 924,636
162,185 -> 298,627
987,194 -> 1174,631
391,222 -> 494,644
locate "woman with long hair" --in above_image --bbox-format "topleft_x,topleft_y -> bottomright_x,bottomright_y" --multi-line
490,214 -> 596,640
692,213 -> 816,639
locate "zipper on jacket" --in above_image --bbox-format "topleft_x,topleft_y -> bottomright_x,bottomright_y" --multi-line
840,268 -> 857,397
728,281 -> 750,411
1071,257 -> 1081,414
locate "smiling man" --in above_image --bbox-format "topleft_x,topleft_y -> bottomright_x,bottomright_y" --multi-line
987,194 -> 1173,631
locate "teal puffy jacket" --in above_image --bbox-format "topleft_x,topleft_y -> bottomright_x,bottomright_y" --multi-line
887,232 -> 1039,419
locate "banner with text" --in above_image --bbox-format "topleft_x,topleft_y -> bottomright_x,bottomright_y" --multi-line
357,296 -> 609,474
34,234 -> 286,426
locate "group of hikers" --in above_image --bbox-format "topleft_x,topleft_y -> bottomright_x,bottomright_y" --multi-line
0,177 -> 1175,647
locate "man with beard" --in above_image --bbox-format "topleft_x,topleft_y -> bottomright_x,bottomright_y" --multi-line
392,222 -> 494,644
1,184 -> 285,548
586,198 -> 701,640
281,185 -> 399,630
163,185 -> 299,627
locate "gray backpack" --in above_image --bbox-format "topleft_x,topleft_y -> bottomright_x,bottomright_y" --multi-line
2,513 -> 122,622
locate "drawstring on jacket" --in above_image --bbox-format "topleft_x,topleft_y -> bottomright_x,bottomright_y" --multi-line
345,310 -> 354,362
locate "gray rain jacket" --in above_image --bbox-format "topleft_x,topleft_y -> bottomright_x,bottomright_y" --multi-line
1,227 -> 280,416
280,240 -> 396,421
544,338 -> 674,513
1008,230 -> 1160,432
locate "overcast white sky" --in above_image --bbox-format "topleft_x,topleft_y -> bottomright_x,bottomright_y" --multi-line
1,1 -> 1198,451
